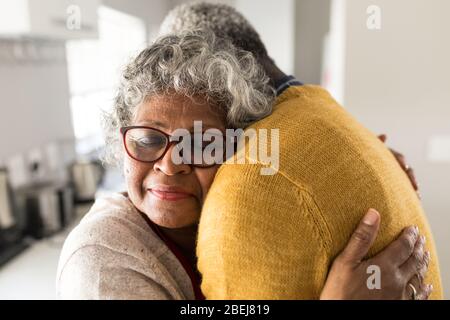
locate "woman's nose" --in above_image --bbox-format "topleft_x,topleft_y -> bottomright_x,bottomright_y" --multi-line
153,143 -> 191,175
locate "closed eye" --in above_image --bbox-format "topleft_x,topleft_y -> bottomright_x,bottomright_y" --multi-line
133,137 -> 165,147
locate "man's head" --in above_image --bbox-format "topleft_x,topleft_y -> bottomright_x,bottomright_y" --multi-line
159,2 -> 285,82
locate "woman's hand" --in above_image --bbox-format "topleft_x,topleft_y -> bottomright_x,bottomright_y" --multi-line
320,209 -> 432,300
378,134 -> 419,196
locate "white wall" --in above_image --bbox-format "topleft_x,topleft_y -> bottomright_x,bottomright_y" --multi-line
103,0 -> 171,42
0,40 -> 74,160
343,0 -> 450,298
234,0 -> 295,74
294,0 -> 331,84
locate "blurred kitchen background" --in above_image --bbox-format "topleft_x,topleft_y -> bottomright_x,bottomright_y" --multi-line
0,0 -> 448,299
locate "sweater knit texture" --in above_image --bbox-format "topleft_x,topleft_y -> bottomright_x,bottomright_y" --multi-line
197,85 -> 443,299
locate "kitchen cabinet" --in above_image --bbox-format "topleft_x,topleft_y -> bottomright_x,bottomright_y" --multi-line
0,0 -> 99,40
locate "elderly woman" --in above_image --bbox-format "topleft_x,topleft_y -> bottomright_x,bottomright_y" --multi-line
56,30 -> 430,300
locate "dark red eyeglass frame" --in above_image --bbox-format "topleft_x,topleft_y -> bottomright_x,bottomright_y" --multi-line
120,125 -> 230,168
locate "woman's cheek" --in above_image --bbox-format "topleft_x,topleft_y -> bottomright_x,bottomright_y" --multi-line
124,158 -> 147,197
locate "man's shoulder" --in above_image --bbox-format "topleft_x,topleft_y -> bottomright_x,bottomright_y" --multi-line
253,85 -> 348,130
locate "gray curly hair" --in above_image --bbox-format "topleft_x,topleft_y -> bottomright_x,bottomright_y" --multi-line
159,2 -> 269,59
101,29 -> 274,167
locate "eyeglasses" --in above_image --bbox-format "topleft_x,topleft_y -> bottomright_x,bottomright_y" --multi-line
120,126 -> 234,168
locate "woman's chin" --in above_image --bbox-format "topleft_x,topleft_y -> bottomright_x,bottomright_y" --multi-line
143,200 -> 200,229
150,215 -> 198,229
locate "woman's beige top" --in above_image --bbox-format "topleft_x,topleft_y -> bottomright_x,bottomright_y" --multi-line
56,193 -> 196,300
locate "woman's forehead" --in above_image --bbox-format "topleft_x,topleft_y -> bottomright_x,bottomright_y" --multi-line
133,94 -> 226,129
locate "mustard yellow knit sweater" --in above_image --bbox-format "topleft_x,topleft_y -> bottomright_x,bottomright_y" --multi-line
197,85 -> 443,299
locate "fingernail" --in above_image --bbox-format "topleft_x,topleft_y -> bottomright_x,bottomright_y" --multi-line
415,226 -> 420,234
422,235 -> 426,244
363,209 -> 379,225
419,235 -> 425,245
429,284 -> 433,292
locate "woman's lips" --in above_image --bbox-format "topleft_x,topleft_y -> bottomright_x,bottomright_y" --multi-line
148,187 -> 194,201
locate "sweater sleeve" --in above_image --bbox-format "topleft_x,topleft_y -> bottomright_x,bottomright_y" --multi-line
197,161 -> 332,299
57,245 -> 175,300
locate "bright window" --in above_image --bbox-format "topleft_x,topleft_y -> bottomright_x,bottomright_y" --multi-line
66,6 -> 147,154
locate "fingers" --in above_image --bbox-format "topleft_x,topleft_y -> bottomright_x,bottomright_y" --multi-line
406,275 -> 420,300
418,250 -> 431,283
376,226 -> 420,266
416,284 -> 433,300
391,150 -> 407,171
369,226 -> 433,300
378,134 -> 387,143
405,166 -> 419,192
389,148 -> 420,193
376,134 -> 420,193
400,235 -> 430,281
401,235 -> 428,300
338,209 -> 381,265
406,275 -> 433,300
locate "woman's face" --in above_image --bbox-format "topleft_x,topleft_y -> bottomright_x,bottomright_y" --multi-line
124,94 -> 226,229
